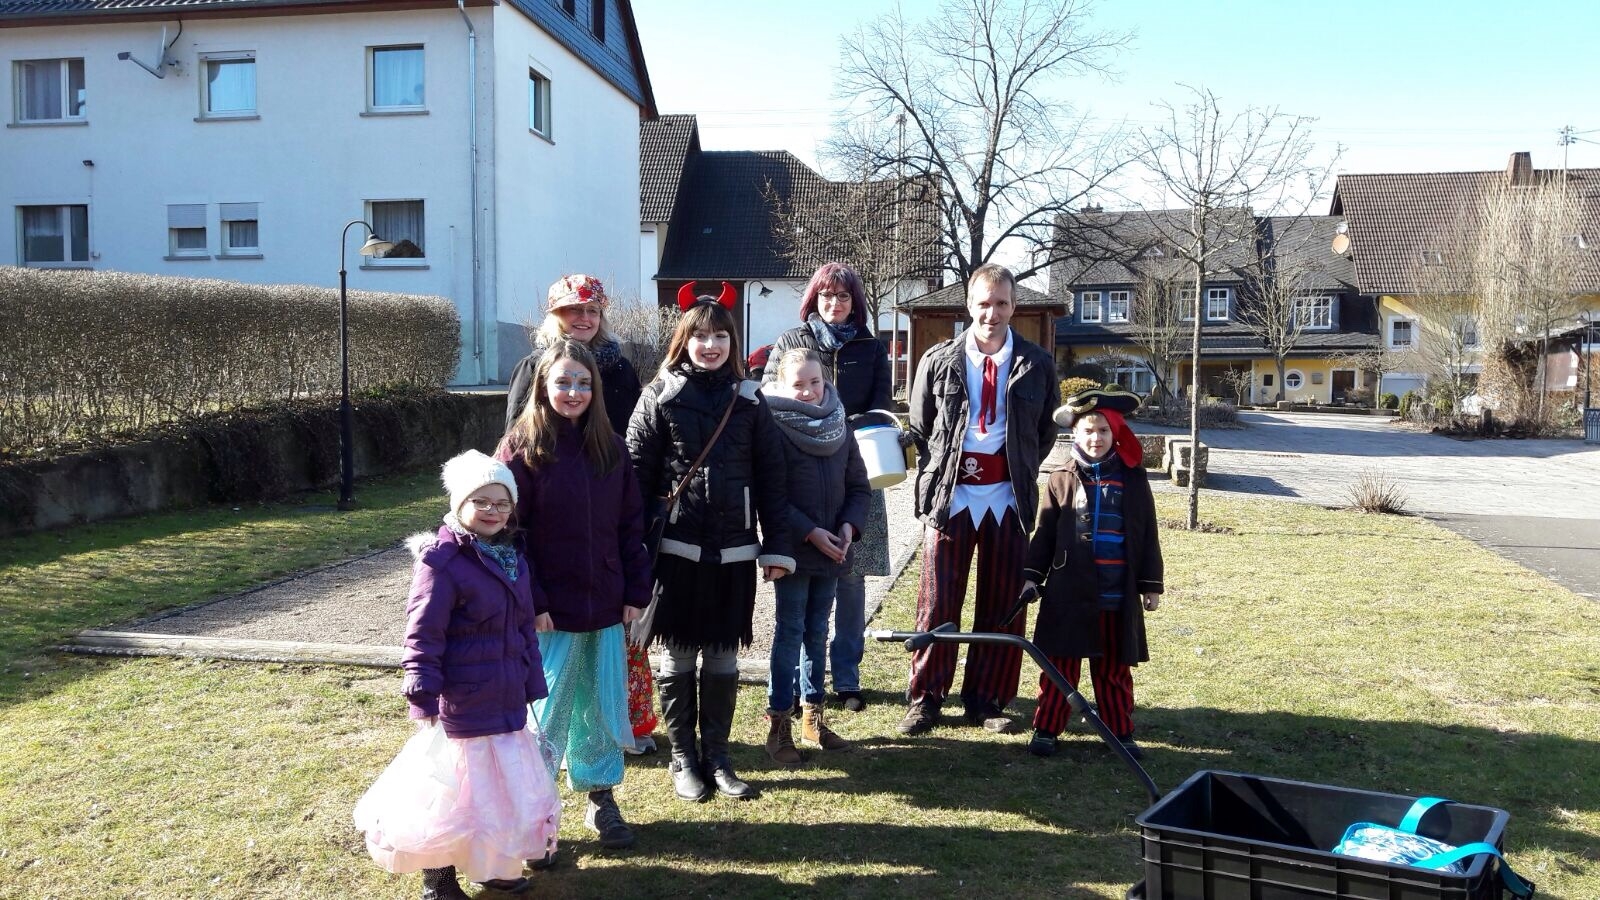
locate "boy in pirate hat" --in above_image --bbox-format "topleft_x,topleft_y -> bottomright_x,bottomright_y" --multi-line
1021,389 -> 1164,759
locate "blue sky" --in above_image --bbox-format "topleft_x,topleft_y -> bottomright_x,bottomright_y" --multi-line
634,0 -> 1600,180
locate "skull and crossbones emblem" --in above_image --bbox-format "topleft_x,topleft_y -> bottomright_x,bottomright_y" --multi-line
960,457 -> 984,480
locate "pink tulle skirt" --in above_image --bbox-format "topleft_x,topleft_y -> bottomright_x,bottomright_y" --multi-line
354,722 -> 561,883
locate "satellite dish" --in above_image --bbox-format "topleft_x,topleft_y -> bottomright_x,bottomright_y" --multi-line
1331,232 -> 1351,256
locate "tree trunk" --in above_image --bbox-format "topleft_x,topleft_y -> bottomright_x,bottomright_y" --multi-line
1275,358 -> 1287,403
1187,267 -> 1203,530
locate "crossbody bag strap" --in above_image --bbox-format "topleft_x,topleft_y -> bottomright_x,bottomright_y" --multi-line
662,389 -> 739,515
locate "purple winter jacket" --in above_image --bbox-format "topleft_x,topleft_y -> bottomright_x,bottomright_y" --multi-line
401,524 -> 549,739
497,424 -> 652,632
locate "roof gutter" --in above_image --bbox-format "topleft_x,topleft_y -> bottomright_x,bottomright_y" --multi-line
456,0 -> 483,381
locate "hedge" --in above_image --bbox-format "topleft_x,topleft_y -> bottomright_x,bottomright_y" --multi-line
0,267 -> 459,454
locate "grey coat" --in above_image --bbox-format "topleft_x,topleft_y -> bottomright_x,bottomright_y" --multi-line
908,327 -> 1057,530
773,430 -> 872,577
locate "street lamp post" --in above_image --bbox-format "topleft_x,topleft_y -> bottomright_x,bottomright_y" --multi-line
337,221 -> 395,511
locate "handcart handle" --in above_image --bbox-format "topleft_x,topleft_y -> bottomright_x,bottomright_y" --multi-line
869,625 -> 1162,805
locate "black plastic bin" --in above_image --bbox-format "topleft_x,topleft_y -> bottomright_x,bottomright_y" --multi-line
1135,770 -> 1512,900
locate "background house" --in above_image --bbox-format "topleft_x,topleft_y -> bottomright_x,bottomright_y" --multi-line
2,0 -> 655,385
1331,152 -> 1600,401
640,113 -> 941,383
1051,208 -> 1378,405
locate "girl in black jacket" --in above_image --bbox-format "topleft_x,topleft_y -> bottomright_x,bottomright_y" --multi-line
625,297 -> 794,803
759,349 -> 870,766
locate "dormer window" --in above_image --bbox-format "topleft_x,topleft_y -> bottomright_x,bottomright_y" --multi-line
1079,291 -> 1103,323
1206,287 -> 1229,321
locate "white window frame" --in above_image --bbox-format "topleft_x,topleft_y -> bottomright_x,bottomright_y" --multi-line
1107,290 -> 1130,323
1388,316 -> 1418,351
1179,288 -> 1197,320
14,58 -> 85,123
166,203 -> 209,259
367,44 -> 426,113
198,52 -> 257,119
528,63 -> 552,139
1206,287 -> 1230,321
1453,315 -> 1480,350
1283,369 -> 1305,392
18,203 -> 90,267
220,203 -> 260,258
1079,290 -> 1103,323
1292,294 -> 1333,330
364,199 -> 426,266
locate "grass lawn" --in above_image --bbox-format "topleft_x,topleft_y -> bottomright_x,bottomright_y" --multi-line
0,490 -> 1596,898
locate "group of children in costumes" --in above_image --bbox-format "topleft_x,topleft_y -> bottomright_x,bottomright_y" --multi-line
354,272 -> 1166,898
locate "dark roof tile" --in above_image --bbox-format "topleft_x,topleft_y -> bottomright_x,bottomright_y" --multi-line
640,114 -> 696,225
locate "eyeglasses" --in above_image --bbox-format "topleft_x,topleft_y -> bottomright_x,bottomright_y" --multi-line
467,498 -> 514,514
816,291 -> 852,302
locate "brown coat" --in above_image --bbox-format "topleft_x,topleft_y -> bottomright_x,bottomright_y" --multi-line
1023,460 -> 1163,664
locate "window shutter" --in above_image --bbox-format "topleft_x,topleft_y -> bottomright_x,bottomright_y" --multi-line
167,204 -> 206,229
220,202 -> 258,221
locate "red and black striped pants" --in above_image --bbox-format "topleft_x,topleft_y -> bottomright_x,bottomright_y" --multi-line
1034,611 -> 1135,738
908,507 -> 1026,708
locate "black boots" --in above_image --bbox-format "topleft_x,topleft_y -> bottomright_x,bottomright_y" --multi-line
658,671 -> 711,802
420,868 -> 470,900
699,671 -> 756,800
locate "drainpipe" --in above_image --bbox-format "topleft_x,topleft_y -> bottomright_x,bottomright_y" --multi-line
457,0 -> 483,382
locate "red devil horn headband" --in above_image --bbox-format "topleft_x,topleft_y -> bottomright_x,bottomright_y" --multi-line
676,281 -> 738,312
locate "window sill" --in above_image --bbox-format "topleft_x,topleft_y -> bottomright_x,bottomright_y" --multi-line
8,119 -> 88,128
361,261 -> 429,270
219,253 -> 264,260
361,109 -> 429,117
194,114 -> 260,123
24,262 -> 92,269
529,128 -> 554,144
164,254 -> 212,261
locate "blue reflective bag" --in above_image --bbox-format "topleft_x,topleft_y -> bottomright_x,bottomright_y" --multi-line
1331,797 -> 1535,898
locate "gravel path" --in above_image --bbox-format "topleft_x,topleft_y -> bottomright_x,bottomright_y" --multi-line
128,480 -> 922,662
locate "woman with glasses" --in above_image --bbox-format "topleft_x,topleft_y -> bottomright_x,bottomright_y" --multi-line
506,275 -> 659,757
496,338 -> 652,854
763,262 -> 894,713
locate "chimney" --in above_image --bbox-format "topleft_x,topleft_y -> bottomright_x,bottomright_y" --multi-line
1506,151 -> 1533,186
1080,204 -> 1103,214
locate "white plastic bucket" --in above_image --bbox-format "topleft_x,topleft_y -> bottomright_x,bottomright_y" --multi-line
854,422 -> 908,490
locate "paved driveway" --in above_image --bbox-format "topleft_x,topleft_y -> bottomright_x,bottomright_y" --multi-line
1171,411 -> 1600,599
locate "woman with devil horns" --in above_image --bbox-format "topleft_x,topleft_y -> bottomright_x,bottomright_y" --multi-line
625,282 -> 795,803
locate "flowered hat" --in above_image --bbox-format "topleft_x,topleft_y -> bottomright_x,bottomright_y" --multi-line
547,274 -> 608,312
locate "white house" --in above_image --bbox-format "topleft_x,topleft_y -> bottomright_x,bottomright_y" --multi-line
640,114 -> 941,388
1,0 -> 655,384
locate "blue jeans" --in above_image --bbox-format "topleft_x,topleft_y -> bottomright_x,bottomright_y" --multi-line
829,573 -> 867,693
767,575 -> 837,711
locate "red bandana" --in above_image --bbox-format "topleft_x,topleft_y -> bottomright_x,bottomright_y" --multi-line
1098,409 -> 1143,468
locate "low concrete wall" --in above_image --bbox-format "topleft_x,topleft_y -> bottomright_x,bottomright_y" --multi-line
0,393 -> 504,535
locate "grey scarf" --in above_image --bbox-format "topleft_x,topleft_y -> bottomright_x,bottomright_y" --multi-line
761,383 -> 846,456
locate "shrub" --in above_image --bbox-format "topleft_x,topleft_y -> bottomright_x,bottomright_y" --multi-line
1397,390 -> 1420,419
1378,392 -> 1399,410
0,266 -> 459,454
1064,362 -> 1108,384
1346,469 -> 1409,515
1059,376 -> 1101,404
1196,398 -> 1238,427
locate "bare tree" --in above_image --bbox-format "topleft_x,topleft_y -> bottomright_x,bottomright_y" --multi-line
1127,272 -> 1186,403
1328,347 -> 1409,406
1233,218 -> 1340,403
762,174 -> 942,328
1133,85 -> 1326,528
830,0 -> 1133,283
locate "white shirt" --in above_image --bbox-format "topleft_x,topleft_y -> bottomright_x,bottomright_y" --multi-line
951,328 -> 1015,526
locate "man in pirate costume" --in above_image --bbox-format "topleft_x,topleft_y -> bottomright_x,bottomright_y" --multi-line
1022,388 -> 1163,759
900,264 -> 1057,735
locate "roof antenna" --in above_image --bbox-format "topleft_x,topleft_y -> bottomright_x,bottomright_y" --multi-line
118,23 -> 180,79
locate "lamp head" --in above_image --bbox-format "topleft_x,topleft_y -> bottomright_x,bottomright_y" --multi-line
358,234 -> 395,257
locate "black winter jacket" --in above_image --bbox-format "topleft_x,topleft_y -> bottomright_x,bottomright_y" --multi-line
625,367 -> 795,572
908,327 -> 1057,530
763,316 -> 893,417
773,429 -> 871,577
504,341 -> 642,436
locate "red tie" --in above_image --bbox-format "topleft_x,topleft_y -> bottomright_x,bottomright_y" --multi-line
978,356 -> 997,435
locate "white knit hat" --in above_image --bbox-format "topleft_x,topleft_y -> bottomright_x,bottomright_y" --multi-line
441,449 -> 518,516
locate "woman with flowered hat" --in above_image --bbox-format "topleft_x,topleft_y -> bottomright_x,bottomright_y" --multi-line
505,275 -> 658,756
